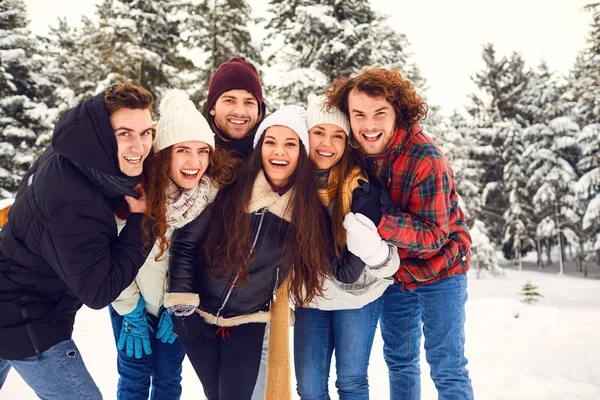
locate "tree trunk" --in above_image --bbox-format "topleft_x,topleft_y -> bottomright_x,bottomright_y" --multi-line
554,198 -> 564,275
577,239 -> 584,273
518,237 -> 522,271
546,239 -> 553,267
536,238 -> 543,269
560,233 -> 567,265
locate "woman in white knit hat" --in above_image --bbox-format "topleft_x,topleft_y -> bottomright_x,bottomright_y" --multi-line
294,94 -> 400,400
164,105 -> 358,400
108,89 -> 234,400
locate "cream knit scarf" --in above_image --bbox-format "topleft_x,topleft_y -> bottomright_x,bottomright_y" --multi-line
165,175 -> 211,229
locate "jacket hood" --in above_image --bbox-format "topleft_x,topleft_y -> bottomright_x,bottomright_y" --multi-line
52,91 -> 121,175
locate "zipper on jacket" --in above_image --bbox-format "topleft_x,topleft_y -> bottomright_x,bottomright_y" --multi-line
21,301 -> 43,360
215,208 -> 267,323
272,267 -> 280,303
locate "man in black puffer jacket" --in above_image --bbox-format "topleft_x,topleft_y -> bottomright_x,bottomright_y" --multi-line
0,82 -> 154,399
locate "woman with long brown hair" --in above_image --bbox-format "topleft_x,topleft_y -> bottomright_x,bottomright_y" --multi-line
109,89 -> 234,400
294,94 -> 400,400
164,105 -> 353,400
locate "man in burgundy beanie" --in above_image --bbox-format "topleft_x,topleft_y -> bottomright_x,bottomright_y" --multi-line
200,57 -> 266,160
200,57 -> 269,400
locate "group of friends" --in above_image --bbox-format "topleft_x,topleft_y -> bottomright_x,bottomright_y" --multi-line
0,56 -> 474,400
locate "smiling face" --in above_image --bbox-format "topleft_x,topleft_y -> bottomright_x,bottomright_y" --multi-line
210,89 -> 260,140
347,90 -> 396,156
169,141 -> 211,190
308,123 -> 347,170
261,126 -> 301,188
110,108 -> 153,177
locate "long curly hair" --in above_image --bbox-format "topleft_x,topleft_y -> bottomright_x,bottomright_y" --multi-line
202,133 -> 331,306
325,68 -> 428,131
141,146 -> 239,261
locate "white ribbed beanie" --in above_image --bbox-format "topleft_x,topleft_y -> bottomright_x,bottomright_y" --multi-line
253,105 -> 309,155
154,89 -> 215,151
306,94 -> 351,135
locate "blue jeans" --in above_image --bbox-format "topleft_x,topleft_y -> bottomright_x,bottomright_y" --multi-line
294,298 -> 382,400
0,339 -> 102,399
109,306 -> 185,400
380,274 -> 473,400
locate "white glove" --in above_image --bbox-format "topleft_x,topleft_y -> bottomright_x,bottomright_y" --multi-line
343,212 -> 390,266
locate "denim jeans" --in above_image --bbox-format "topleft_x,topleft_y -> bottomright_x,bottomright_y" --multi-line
294,298 -> 382,400
380,274 -> 473,400
109,305 -> 185,400
0,339 -> 102,400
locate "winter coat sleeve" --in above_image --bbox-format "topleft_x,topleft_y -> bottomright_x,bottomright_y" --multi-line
164,203 -> 215,307
40,201 -> 148,310
111,280 -> 141,316
329,250 -> 365,284
364,243 -> 401,279
323,208 -> 365,284
378,168 -> 453,259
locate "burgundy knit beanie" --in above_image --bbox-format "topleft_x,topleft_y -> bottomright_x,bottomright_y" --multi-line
206,57 -> 263,112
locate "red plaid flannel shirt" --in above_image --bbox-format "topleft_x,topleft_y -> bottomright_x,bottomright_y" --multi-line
367,123 -> 471,290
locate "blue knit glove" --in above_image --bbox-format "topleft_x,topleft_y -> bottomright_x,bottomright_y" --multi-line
156,310 -> 177,344
117,297 -> 153,359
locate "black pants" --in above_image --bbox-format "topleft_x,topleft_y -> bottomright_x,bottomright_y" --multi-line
174,313 -> 266,400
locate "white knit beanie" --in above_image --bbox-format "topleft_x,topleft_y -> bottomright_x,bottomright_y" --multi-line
253,105 -> 309,155
154,89 -> 215,151
306,94 -> 351,135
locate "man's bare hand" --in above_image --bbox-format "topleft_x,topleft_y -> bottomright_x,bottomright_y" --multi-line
124,186 -> 147,214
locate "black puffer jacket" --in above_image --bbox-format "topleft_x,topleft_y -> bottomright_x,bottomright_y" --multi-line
0,92 -> 149,360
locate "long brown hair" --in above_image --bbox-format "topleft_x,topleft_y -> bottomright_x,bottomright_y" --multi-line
141,146 -> 239,260
203,133 -> 331,305
325,68 -> 428,131
327,145 -> 365,259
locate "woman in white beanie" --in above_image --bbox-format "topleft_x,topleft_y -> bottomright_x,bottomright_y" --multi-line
108,89 -> 234,400
294,94 -> 400,400
164,105 -> 357,400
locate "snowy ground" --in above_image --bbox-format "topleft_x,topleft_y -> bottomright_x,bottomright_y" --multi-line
2,266 -> 599,400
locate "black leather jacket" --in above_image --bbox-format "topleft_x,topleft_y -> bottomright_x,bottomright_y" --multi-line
169,203 -> 291,319
168,202 -> 364,320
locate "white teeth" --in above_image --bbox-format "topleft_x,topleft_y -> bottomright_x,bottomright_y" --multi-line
363,132 -> 381,138
228,118 -> 247,125
181,170 -> 199,175
317,151 -> 334,157
125,156 -> 141,163
271,160 -> 288,166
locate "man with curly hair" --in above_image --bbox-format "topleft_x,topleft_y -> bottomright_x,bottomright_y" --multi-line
326,68 -> 474,400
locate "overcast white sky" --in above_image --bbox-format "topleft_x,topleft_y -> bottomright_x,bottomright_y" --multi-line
24,0 -> 594,115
